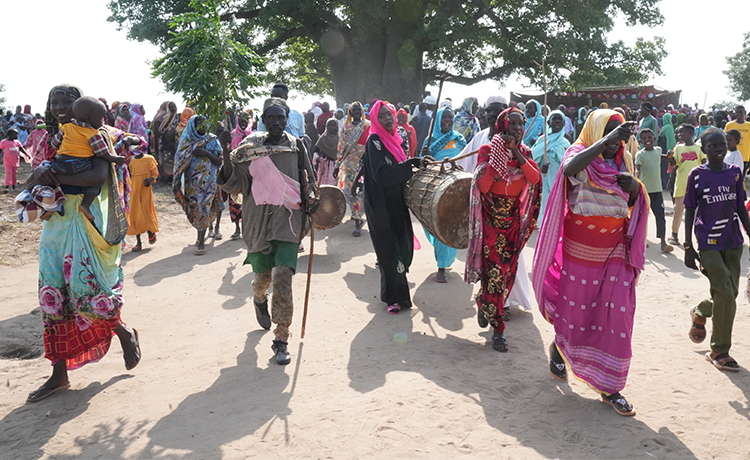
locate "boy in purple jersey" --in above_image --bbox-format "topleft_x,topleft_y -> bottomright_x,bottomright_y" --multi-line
684,128 -> 750,372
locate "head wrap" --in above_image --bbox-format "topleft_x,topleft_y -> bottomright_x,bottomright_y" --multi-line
369,100 -> 407,163
231,111 -> 253,149
573,109 -> 626,170
44,84 -> 83,135
439,100 -> 452,109
599,102 -> 609,109
345,101 -> 364,124
490,108 -> 529,182
263,97 -> 290,117
427,106 -> 467,156
128,103 -> 149,137
23,105 -> 31,114
517,102 -> 525,111
460,97 -> 479,116
315,118 -> 340,160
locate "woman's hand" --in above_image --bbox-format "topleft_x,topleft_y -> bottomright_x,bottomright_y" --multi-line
421,145 -> 429,156
603,121 -> 634,145
192,148 -> 209,158
33,163 -> 59,186
615,174 -> 639,193
540,163 -> 549,174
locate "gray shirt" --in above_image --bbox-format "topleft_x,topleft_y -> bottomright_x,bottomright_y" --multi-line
218,132 -> 316,254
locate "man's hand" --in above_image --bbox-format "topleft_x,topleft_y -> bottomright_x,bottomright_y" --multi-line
112,156 -> 127,166
684,246 -> 700,270
219,130 -> 232,150
308,197 -> 321,214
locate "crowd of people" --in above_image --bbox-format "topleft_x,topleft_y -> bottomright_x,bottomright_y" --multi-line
2,82 -> 749,419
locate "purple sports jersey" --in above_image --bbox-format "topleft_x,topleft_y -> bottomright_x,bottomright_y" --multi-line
684,164 -> 746,251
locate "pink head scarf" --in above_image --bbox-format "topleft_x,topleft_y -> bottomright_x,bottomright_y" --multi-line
369,100 -> 407,163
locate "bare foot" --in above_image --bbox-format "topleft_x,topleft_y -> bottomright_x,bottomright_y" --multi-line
79,204 -> 95,222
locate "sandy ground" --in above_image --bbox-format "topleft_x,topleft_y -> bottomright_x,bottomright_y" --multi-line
2,165 -> 750,459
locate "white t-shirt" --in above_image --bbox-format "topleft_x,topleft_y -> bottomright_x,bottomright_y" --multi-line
456,128 -> 490,173
725,149 -> 744,169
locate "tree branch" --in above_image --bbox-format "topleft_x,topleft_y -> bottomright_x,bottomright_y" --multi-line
257,28 -> 306,55
423,65 -> 513,85
219,8 -> 261,21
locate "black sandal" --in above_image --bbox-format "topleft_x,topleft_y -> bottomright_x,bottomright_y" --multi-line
601,392 -> 636,416
491,331 -> 508,352
549,342 -> 568,381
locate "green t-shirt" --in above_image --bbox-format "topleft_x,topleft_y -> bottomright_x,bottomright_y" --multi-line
635,147 -> 663,193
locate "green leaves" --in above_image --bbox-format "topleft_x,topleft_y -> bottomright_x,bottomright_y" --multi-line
114,0 -> 668,100
151,0 -> 265,126
725,32 -> 750,103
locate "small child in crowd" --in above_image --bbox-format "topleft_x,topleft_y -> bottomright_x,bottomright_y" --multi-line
126,150 -> 159,251
724,129 -> 744,169
635,128 -> 673,253
49,96 -> 125,220
684,128 -> 750,372
1,128 -> 31,192
669,124 -> 704,246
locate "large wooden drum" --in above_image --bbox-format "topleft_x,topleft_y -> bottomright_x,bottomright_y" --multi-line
404,162 -> 472,249
312,185 -> 347,230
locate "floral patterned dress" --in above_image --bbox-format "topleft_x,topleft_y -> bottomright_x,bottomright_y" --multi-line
39,176 -> 125,370
337,119 -> 370,220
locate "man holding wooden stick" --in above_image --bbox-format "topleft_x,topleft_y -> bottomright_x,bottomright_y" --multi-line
218,97 -> 318,365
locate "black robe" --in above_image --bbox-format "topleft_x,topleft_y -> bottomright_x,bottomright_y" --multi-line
363,134 -> 416,307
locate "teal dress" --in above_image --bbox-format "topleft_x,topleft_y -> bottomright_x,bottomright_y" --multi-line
421,106 -> 468,268
39,171 -> 125,370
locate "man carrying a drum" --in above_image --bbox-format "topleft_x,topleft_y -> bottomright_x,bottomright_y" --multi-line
218,97 -> 318,365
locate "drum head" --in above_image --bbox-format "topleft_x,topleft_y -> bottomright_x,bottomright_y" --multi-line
312,185 -> 347,230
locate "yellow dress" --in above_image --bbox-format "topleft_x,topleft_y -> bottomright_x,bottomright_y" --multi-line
127,154 -> 160,235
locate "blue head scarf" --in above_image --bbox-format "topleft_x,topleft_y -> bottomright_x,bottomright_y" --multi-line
423,106 -> 467,160
530,110 -> 571,165
523,99 -> 544,146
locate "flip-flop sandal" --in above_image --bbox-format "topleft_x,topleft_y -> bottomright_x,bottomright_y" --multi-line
230,232 -> 241,240
126,328 -> 141,371
195,248 -> 206,256
27,382 -> 71,403
148,232 -> 157,244
705,352 -> 740,372
601,393 -> 636,416
689,307 -> 706,344
131,244 -> 142,252
549,342 -> 568,381
387,304 -> 401,315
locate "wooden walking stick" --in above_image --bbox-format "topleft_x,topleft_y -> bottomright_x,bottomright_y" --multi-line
425,74 -> 451,152
301,170 -> 322,339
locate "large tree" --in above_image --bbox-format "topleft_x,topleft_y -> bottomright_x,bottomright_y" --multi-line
108,0 -> 667,105
725,32 -> 750,103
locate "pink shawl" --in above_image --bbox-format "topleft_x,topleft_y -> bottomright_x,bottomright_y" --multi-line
531,144 -> 649,319
231,114 -> 253,149
369,101 -> 407,163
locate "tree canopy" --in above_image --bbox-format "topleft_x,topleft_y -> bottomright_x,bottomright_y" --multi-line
108,0 -> 667,105
151,0 -> 265,125
725,32 -> 750,103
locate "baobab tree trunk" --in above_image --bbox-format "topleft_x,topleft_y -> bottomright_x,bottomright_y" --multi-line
323,26 -> 426,106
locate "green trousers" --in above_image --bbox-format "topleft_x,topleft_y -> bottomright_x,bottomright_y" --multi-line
696,246 -> 743,355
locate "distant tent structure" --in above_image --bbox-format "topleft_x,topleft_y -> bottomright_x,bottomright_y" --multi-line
511,85 -> 681,110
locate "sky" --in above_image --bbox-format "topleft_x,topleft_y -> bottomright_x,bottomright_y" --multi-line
1,0 -> 748,119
